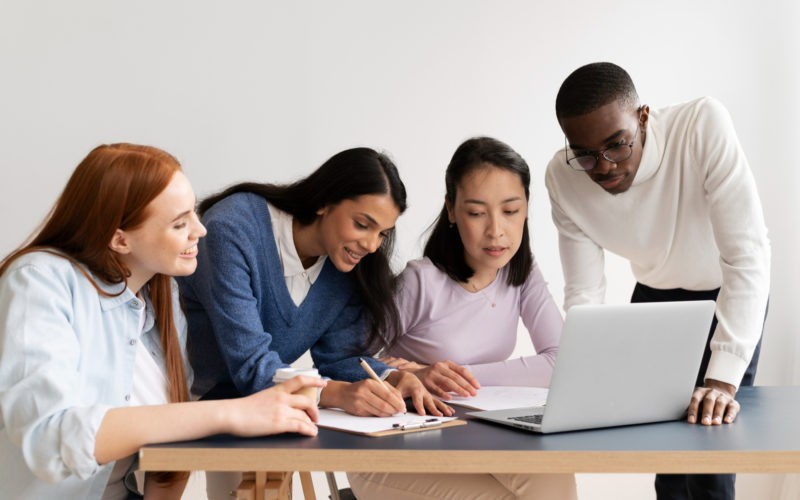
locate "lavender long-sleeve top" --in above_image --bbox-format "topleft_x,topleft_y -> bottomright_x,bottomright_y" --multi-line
385,257 -> 563,387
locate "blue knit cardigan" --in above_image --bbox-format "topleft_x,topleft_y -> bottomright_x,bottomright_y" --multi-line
177,192 -> 389,397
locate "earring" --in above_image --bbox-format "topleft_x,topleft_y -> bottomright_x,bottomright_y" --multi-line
449,222 -> 455,229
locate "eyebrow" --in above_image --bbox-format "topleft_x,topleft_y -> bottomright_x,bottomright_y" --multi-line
358,212 -> 395,231
170,209 -> 193,223
169,197 -> 198,223
464,197 -> 524,205
568,129 -> 626,150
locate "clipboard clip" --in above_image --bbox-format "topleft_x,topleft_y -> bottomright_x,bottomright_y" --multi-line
393,418 -> 443,431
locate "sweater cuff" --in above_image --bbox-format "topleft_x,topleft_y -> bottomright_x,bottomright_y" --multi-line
703,350 -> 749,390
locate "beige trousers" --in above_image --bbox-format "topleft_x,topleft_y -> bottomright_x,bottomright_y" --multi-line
347,472 -> 577,500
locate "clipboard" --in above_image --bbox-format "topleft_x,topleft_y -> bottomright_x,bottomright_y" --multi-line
317,408 -> 466,437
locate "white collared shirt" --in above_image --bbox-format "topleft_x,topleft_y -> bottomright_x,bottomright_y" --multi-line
267,203 -> 326,306
104,301 -> 169,500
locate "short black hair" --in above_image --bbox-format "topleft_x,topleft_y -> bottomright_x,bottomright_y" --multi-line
423,137 -> 532,287
555,62 -> 639,120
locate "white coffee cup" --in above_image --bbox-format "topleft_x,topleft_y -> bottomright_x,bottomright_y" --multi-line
272,367 -> 321,404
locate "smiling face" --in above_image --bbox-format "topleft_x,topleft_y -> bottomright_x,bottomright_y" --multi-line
315,193 -> 401,273
111,171 -> 207,292
447,164 -> 528,282
560,100 -> 649,195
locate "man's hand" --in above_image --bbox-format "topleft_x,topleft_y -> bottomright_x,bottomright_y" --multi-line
687,378 -> 739,425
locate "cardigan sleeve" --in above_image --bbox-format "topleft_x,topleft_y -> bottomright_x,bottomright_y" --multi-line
188,214 -> 291,396
309,290 -> 393,382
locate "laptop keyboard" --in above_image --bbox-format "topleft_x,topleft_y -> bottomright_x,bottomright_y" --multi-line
509,414 -> 543,425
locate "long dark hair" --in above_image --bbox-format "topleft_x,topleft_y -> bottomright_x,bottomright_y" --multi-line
200,147 -> 407,351
424,136 -> 533,286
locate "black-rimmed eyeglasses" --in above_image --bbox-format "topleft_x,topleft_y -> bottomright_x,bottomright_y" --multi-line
564,109 -> 643,171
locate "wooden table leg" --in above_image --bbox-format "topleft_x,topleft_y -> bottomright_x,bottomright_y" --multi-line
299,471 -> 316,500
237,471 -> 309,500
266,471 -> 288,499
255,471 -> 267,500
325,472 -> 340,500
235,472 -> 256,500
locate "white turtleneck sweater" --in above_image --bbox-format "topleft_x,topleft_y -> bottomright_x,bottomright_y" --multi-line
545,97 -> 770,388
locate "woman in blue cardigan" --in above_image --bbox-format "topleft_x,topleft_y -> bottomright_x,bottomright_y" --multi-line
178,148 -> 449,418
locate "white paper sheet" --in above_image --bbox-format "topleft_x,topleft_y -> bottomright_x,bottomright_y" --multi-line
317,409 -> 458,434
445,386 -> 549,411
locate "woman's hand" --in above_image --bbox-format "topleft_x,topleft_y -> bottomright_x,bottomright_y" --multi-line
385,370 -> 454,417
379,357 -> 480,400
318,379 -> 407,417
95,375 -> 327,465
379,355 -> 428,371
228,375 -> 326,437
405,360 -> 481,400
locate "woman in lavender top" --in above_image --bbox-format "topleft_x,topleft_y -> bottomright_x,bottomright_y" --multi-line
349,137 -> 576,499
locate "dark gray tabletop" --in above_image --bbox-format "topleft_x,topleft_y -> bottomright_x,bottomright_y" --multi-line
140,386 -> 800,473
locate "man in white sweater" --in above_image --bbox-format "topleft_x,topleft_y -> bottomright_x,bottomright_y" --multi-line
545,62 -> 770,500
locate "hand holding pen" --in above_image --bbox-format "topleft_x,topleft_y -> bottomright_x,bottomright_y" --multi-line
316,359 -> 406,417
336,357 -> 405,416
363,357 -> 454,417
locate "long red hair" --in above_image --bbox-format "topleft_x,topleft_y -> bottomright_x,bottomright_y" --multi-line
1,143 -> 190,483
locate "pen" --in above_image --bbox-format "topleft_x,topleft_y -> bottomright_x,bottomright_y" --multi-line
359,357 -> 388,388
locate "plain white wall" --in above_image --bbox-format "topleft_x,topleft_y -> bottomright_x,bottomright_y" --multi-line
1,1 -> 798,499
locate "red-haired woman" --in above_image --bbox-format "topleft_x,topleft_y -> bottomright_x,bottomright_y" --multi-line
0,144 -> 324,499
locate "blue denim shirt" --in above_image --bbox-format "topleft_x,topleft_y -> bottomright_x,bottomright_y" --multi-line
0,251 -> 191,499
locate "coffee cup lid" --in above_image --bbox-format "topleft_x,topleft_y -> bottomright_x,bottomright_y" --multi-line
272,367 -> 320,382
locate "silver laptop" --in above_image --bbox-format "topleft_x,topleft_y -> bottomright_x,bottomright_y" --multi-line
468,301 -> 715,433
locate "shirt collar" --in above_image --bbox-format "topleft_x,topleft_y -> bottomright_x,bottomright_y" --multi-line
96,278 -> 138,311
94,274 -> 154,328
267,202 -> 326,280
